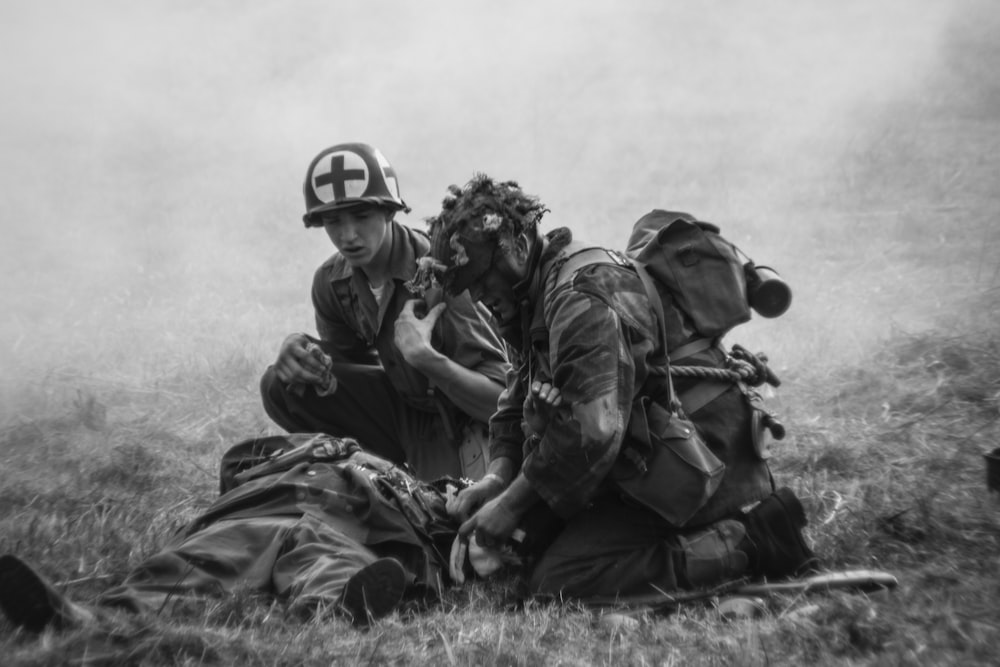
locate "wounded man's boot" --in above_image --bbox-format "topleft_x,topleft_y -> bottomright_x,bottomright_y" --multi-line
337,557 -> 407,627
0,554 -> 97,633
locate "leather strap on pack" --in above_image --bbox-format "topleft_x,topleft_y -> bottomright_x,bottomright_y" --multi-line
669,337 -> 715,363
676,379 -> 732,416
669,337 -> 733,415
628,259 -> 682,410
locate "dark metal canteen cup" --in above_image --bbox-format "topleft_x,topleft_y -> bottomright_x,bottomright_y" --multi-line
745,264 -> 792,318
985,447 -> 1000,493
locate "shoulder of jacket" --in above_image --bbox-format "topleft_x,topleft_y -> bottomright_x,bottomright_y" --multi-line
548,244 -> 630,289
399,221 -> 430,256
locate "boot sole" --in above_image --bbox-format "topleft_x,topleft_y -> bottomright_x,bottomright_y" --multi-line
0,554 -> 62,633
340,558 -> 406,626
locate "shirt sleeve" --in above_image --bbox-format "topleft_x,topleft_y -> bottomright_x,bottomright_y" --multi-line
489,363 -> 529,466
521,283 -> 636,518
437,292 -> 510,386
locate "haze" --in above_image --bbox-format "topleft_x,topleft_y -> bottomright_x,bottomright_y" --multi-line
1,0 -> 996,414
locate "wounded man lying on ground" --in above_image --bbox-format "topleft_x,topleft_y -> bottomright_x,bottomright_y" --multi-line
1,424 -> 819,637
0,433 -> 513,633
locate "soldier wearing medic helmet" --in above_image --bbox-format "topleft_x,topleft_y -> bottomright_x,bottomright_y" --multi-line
430,174 -> 816,603
260,145 -> 510,482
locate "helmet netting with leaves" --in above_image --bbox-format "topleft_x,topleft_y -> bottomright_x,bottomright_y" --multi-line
426,174 -> 548,271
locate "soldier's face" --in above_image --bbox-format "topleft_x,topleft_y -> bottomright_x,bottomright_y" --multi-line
321,207 -> 392,268
468,241 -> 530,326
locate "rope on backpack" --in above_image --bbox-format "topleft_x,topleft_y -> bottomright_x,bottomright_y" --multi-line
669,345 -> 780,388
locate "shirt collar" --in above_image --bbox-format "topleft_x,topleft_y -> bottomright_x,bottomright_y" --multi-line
384,220 -> 420,282
326,220 -> 421,284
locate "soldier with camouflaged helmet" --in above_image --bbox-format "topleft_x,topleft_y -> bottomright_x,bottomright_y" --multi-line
430,174 -> 817,602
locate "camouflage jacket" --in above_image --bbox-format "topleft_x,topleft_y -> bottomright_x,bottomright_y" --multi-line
310,220 -> 509,414
490,228 -> 773,523
489,230 -> 664,517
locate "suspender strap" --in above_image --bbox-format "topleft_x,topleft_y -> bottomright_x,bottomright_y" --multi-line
549,247 -> 627,286
627,259 -> 679,409
669,336 -> 729,414
676,381 -> 732,416
669,337 -> 715,363
628,261 -> 669,356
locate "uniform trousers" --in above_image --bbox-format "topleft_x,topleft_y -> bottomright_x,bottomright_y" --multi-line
260,362 -> 463,480
98,514 -> 386,614
526,492 -> 686,600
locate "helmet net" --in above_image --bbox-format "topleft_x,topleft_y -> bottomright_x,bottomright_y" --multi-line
426,174 -> 548,275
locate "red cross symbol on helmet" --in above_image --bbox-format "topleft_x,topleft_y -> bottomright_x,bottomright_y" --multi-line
302,142 -> 408,226
311,149 -> 370,203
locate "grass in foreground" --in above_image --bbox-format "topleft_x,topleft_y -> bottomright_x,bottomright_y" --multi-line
2,320 -> 999,666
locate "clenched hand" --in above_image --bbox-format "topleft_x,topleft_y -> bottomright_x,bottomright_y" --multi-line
446,473 -> 505,522
273,333 -> 333,386
523,380 -> 563,438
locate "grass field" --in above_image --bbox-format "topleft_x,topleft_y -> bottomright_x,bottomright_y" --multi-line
2,1 -> 999,664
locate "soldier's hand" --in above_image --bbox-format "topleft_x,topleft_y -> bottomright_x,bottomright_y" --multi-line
523,381 -> 563,437
446,474 -> 505,522
273,333 -> 332,385
458,492 -> 521,550
448,534 -> 470,585
394,299 -> 446,368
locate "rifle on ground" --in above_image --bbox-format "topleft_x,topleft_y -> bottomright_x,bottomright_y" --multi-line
735,569 -> 897,597
583,569 -> 898,613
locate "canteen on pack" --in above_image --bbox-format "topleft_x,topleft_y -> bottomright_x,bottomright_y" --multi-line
626,210 -> 791,344
745,264 -> 792,318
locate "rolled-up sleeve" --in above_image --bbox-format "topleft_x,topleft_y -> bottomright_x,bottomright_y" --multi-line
438,293 -> 510,385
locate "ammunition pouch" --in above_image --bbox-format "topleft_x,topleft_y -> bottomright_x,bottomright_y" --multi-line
610,396 -> 725,527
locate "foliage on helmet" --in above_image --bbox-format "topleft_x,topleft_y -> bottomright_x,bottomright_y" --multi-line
426,173 -> 548,272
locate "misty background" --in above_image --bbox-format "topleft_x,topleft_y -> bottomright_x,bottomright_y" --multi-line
1,0 -> 997,426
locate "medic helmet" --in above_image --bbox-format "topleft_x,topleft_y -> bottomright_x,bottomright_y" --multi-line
302,142 -> 410,227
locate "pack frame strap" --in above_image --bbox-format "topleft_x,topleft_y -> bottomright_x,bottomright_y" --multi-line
548,247 -> 628,287
627,259 -> 680,410
674,379 -> 733,416
668,337 -> 716,363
